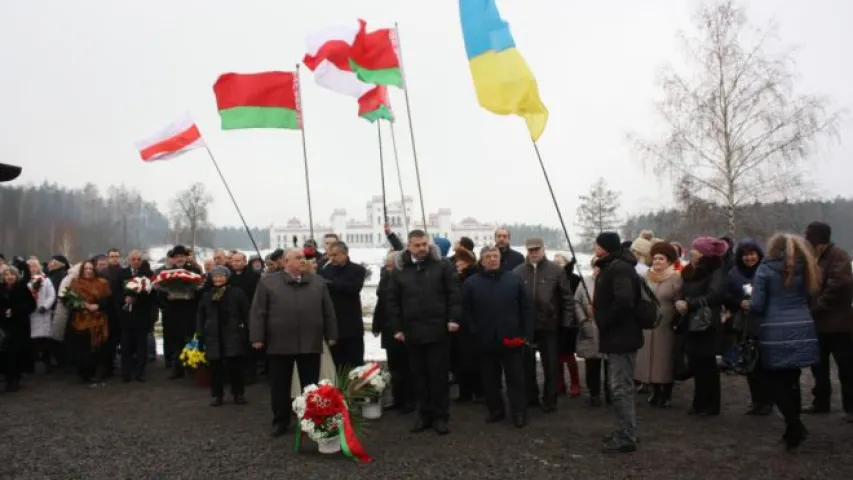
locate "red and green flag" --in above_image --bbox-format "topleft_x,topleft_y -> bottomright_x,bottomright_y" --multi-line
349,20 -> 403,88
213,71 -> 301,130
358,85 -> 394,123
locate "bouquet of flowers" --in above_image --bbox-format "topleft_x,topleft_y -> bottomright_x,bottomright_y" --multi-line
179,335 -> 207,369
292,380 -> 372,462
153,269 -> 203,300
123,276 -> 153,312
743,284 -> 753,299
59,288 -> 87,311
348,363 -> 390,403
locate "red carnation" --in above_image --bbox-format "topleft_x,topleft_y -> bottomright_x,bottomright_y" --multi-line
502,337 -> 526,348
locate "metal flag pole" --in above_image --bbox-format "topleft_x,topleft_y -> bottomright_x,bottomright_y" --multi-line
376,121 -> 389,225
531,141 -> 593,305
388,121 -> 409,233
295,64 -> 315,241
201,142 -> 263,262
393,22 -> 428,235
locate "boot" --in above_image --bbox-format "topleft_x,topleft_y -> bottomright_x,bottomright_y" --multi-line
648,385 -> 662,407
659,384 -> 673,408
566,355 -> 581,398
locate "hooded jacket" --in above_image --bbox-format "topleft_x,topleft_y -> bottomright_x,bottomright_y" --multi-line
722,238 -> 764,313
593,250 -> 643,354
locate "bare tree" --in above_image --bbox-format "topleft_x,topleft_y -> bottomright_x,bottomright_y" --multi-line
576,177 -> 621,251
632,0 -> 843,236
57,228 -> 76,259
169,183 -> 213,251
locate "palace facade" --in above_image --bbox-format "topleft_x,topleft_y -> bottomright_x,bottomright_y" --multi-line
269,195 -> 498,249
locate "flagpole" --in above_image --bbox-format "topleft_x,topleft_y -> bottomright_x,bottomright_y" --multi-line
388,121 -> 409,233
393,22 -> 428,235
201,143 -> 263,262
531,140 -> 593,305
295,63 -> 316,241
376,122 -> 389,225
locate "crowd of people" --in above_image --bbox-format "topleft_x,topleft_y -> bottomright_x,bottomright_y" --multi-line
1,221 -> 851,455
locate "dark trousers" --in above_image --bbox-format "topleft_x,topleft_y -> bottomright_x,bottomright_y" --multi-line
268,354 -> 320,427
32,337 -> 57,372
102,313 -> 120,374
386,343 -> 415,407
451,331 -> 482,399
690,354 -> 721,413
1,328 -> 23,385
210,356 -> 245,398
481,348 -> 525,416
121,326 -> 149,379
747,361 -> 772,407
330,336 -> 365,371
585,358 -> 611,400
409,339 -> 451,422
767,368 -> 804,431
524,330 -> 559,407
810,332 -> 853,413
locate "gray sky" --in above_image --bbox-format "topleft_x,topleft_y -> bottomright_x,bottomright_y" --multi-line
1,0 -> 850,230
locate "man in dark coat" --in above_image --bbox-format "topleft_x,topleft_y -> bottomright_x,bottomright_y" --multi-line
495,228 -> 524,272
100,248 -> 124,377
462,246 -> 532,427
513,237 -> 573,412
228,252 -> 261,380
116,250 -> 154,382
319,241 -> 367,369
804,221 -> 853,422
593,232 -> 643,454
388,229 -> 461,435
158,245 -> 203,379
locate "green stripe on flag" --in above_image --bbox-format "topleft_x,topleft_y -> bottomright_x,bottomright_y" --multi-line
349,59 -> 403,88
360,105 -> 394,123
219,106 -> 300,130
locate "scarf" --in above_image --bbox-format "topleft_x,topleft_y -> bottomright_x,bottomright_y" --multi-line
646,265 -> 676,284
211,285 -> 227,303
69,277 -> 111,349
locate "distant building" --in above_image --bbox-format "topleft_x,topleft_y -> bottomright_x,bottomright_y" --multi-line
269,195 -> 497,249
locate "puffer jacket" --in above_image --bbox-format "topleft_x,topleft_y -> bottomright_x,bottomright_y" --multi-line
749,255 -> 820,370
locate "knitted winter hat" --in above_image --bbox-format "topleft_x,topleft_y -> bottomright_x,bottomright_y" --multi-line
596,232 -> 622,254
211,265 -> 231,278
692,236 -> 729,258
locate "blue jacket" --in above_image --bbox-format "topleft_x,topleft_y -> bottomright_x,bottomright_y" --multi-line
723,238 -> 764,312
749,256 -> 820,370
461,269 -> 532,351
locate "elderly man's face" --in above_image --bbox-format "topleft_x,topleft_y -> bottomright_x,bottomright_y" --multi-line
213,250 -> 227,266
285,250 -> 306,273
231,253 -> 247,271
129,253 -> 142,269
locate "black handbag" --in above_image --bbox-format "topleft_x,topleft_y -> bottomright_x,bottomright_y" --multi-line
731,337 -> 760,375
687,299 -> 713,332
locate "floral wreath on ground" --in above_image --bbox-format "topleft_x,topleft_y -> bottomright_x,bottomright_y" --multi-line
348,362 -> 390,404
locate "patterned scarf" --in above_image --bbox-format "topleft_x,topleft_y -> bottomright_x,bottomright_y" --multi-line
69,277 -> 111,349
211,285 -> 227,303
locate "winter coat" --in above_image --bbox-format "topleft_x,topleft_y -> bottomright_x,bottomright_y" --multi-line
634,271 -> 682,384
228,268 -> 260,307
750,256 -> 820,369
197,286 -> 250,360
27,276 -> 56,339
46,267 -> 68,300
116,266 -> 155,331
372,268 -> 396,350
0,280 -> 37,349
461,269 -> 532,352
499,246 -> 525,272
811,243 -> 853,333
52,272 -> 76,341
572,279 -> 600,359
678,257 -> 726,357
513,258 -> 574,332
319,260 -> 367,340
249,272 -> 338,355
387,244 -> 462,345
593,251 -> 644,354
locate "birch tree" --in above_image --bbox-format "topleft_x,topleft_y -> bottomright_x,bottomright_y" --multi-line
633,0 -> 842,235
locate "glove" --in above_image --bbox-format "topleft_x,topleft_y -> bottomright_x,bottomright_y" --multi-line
37,306 -> 48,314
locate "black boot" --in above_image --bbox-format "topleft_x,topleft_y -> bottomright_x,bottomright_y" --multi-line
659,384 -> 673,408
648,385 -> 662,407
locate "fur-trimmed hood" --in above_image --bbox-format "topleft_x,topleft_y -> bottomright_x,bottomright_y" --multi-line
393,244 -> 443,270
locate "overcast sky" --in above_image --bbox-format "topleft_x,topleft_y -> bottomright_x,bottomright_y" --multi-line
1,0 -> 850,231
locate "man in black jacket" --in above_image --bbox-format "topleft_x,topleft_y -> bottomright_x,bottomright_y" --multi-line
462,246 -> 532,427
116,250 -> 155,382
158,245 -> 203,379
593,232 -> 643,454
495,228 -> 524,272
320,241 -> 367,368
228,252 -> 262,380
388,229 -> 461,435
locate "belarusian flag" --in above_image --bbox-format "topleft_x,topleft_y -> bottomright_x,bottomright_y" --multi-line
358,86 -> 394,123
135,113 -> 205,162
304,24 -> 394,122
349,19 -> 403,88
213,72 -> 301,130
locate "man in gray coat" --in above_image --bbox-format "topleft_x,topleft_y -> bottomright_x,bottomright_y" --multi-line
250,248 -> 338,437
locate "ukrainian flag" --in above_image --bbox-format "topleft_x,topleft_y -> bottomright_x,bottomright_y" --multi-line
459,0 -> 548,141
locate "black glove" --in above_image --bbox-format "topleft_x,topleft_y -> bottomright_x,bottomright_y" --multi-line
37,306 -> 48,314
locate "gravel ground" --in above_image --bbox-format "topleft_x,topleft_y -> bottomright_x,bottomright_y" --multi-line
1,364 -> 851,480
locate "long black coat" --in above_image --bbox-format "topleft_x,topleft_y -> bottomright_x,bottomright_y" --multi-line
196,286 -> 249,360
593,251 -> 644,354
678,257 -> 727,357
116,266 -> 155,330
0,280 -> 37,352
372,268 -> 395,349
319,260 -> 366,339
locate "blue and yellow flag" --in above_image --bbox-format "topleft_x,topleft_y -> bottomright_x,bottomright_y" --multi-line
458,0 -> 548,141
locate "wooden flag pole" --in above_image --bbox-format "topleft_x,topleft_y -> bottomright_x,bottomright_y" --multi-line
376,121 -> 389,225
295,64 -> 316,241
393,22 -> 428,235
388,121 -> 409,233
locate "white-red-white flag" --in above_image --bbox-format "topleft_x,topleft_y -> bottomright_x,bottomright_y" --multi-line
135,113 -> 205,162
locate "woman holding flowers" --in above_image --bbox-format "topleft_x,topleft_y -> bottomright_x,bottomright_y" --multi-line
0,265 -> 37,392
27,258 -> 58,373
197,266 -> 250,406
67,260 -> 112,385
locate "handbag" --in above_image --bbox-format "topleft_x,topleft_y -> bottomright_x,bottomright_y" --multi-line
686,299 -> 713,333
